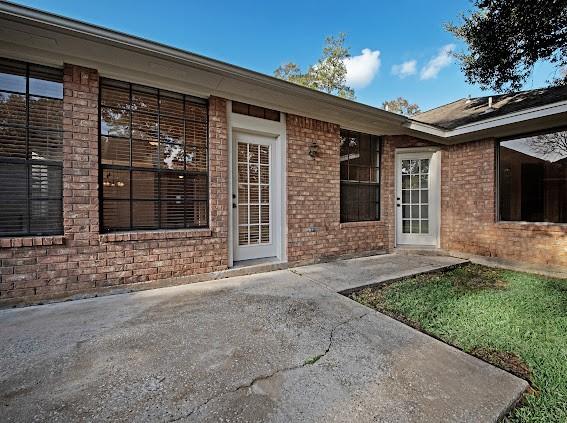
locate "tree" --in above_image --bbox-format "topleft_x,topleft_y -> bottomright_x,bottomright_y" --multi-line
446,0 -> 567,92
382,97 -> 421,116
527,130 -> 567,159
274,33 -> 355,100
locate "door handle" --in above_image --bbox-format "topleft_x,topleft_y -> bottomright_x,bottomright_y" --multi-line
396,204 -> 400,207
232,203 -> 237,209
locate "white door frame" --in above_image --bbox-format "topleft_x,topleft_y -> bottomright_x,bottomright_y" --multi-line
395,147 -> 441,247
226,102 -> 287,266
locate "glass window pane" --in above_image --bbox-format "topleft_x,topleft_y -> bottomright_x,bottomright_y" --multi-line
187,147 -> 207,172
0,59 -> 26,93
103,200 -> 131,231
161,201 -> 185,228
160,94 -> 184,118
160,172 -> 185,200
500,131 -> 567,223
29,129 -> 63,161
29,65 -> 63,98
132,87 -> 158,114
0,92 -> 26,126
132,139 -> 159,168
29,97 -> 63,130
421,219 -> 429,234
132,201 -> 158,229
101,136 -> 130,166
411,220 -> 419,233
101,107 -> 129,137
421,190 -> 428,203
402,175 -> 411,189
160,115 -> 184,144
186,102 -> 207,122
186,174 -> 207,200
421,205 -> 429,219
30,200 -> 62,233
102,169 -> 130,199
131,112 -> 157,141
161,142 -> 185,170
402,220 -> 411,234
101,85 -> 130,109
132,171 -> 158,199
0,126 -> 26,159
30,164 -> 62,199
187,201 -> 208,227
411,190 -> 419,203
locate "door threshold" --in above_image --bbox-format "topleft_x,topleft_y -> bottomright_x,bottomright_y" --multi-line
232,256 -> 281,268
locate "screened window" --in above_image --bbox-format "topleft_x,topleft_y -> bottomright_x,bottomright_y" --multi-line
0,58 -> 63,236
340,130 -> 381,222
100,79 -> 209,232
499,129 -> 567,223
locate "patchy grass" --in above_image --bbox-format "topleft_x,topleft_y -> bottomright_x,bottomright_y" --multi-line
304,354 -> 324,365
350,264 -> 567,422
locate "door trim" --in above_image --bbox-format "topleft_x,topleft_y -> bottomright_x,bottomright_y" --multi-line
227,102 -> 287,266
394,147 -> 441,247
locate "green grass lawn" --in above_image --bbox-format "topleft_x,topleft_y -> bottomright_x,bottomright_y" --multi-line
350,264 -> 567,422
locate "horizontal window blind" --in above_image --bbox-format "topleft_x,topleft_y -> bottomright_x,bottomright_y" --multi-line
100,78 -> 209,232
0,58 -> 64,236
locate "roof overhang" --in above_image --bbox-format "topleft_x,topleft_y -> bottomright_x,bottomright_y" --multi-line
0,1 -> 409,136
0,2 -> 566,145
404,100 -> 567,143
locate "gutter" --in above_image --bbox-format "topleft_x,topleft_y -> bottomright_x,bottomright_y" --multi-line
405,100 -> 567,140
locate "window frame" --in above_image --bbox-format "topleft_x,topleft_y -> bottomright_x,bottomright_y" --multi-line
0,59 -> 64,237
98,78 -> 210,233
496,126 -> 567,225
339,129 -> 382,223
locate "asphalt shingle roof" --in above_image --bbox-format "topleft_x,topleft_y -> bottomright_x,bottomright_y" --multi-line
413,85 -> 567,130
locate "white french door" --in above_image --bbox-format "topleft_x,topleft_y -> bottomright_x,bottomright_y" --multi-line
233,132 -> 277,261
396,150 -> 441,246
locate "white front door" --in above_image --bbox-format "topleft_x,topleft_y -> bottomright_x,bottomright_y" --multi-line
233,132 -> 277,261
396,150 -> 441,246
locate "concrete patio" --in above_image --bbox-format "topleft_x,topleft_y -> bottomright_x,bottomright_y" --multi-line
0,254 -> 527,422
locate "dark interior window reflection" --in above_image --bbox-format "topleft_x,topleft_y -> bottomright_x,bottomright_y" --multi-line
499,130 -> 567,223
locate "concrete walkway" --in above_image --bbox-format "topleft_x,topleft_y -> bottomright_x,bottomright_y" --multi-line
0,254 -> 527,422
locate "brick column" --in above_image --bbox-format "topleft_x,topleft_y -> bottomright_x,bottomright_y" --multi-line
62,64 -> 99,247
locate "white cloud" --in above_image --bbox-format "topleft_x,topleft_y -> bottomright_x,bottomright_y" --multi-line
343,48 -> 381,88
391,60 -> 417,78
420,44 -> 455,80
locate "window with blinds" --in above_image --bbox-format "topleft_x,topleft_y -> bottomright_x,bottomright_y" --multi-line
100,78 -> 209,232
0,58 -> 64,237
340,130 -> 381,222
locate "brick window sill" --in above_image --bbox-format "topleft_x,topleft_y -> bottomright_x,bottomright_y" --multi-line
100,228 -> 212,242
0,235 -> 65,248
495,221 -> 567,232
340,220 -> 383,229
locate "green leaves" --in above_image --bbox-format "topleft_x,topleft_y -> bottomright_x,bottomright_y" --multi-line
447,0 -> 567,92
274,33 -> 356,100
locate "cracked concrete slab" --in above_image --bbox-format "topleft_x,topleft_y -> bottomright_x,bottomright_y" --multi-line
0,255 -> 526,422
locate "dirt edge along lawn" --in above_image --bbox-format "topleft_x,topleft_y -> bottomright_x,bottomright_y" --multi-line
348,264 -> 567,423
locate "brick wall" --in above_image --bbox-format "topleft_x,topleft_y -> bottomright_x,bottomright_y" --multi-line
0,64 -> 229,303
286,115 -> 387,265
382,135 -> 566,267
441,139 -> 567,267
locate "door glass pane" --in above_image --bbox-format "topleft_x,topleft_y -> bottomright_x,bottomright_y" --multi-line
238,141 -> 271,246
400,157 -> 431,237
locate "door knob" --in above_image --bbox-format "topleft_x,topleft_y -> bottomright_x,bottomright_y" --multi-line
232,203 -> 237,209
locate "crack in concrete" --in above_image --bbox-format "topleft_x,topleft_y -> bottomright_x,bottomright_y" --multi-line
169,312 -> 369,422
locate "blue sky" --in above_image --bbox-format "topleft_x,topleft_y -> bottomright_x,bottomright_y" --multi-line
13,0 -> 557,111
